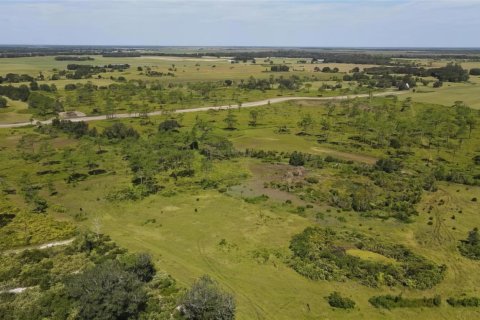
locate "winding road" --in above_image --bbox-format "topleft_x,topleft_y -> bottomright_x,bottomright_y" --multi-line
0,91 -> 405,129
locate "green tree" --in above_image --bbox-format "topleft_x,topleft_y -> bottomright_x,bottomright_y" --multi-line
248,109 -> 260,127
120,253 -> 156,282
180,275 -> 235,320
297,113 -> 314,134
223,110 -> 238,130
66,260 -> 147,320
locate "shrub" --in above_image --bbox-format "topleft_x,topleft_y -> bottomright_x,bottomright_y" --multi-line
469,68 -> 480,76
289,151 -> 305,166
158,119 -> 181,132
473,155 -> 480,165
102,123 -> 139,140
375,157 -> 401,173
458,228 -> 480,260
327,292 -> 355,309
369,294 -> 441,309
306,177 -> 319,184
0,96 -> 7,108
447,296 -> 480,307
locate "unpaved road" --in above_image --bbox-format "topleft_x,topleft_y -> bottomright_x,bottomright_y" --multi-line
1,238 -> 75,255
0,91 -> 405,128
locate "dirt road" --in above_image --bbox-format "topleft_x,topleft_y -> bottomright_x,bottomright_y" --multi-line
0,91 -> 405,128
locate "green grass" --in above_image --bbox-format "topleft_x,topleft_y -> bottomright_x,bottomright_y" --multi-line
346,249 -> 397,264
402,76 -> 480,109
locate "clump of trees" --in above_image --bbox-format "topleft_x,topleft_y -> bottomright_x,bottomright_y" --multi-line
28,91 -> 62,116
102,123 -> 139,140
0,73 -> 35,83
270,65 -> 289,72
50,119 -> 95,138
429,63 -> 469,82
54,56 -> 94,61
64,63 -> 130,79
0,84 -> 30,101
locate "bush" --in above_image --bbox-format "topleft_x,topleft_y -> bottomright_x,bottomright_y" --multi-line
180,275 -> 235,320
158,119 -> 181,132
102,123 -> 139,140
469,68 -> 480,76
375,157 -> 402,173
306,176 -> 319,184
0,96 -> 7,108
369,294 -> 441,309
289,151 -> 305,166
447,296 -> 480,307
429,63 -> 469,82
473,155 -> 480,165
327,292 -> 355,309
458,228 -> 480,260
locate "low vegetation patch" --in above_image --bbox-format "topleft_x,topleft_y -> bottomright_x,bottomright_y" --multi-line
289,227 -> 446,289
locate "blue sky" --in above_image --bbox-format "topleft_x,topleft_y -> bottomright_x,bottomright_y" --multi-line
1,0 -> 479,47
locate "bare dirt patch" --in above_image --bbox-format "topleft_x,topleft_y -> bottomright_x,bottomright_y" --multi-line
228,163 -> 310,206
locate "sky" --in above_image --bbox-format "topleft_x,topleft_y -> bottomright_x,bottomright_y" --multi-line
0,0 -> 479,47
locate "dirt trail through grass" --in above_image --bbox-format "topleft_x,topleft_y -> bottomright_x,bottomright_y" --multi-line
0,91 -> 406,128
1,238 -> 74,255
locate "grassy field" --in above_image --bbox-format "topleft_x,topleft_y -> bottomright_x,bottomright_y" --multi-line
402,75 -> 480,109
